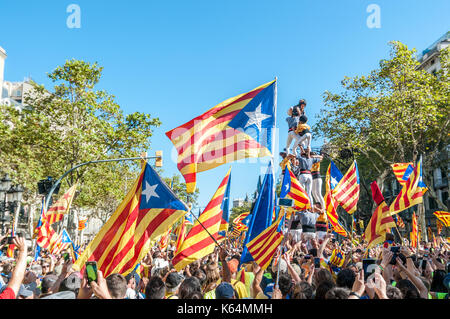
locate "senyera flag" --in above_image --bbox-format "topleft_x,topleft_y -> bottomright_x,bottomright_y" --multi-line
166,80 -> 277,193
172,168 -> 231,271
363,181 -> 396,249
73,162 -> 188,277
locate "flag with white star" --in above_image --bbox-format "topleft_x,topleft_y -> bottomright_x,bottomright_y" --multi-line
74,163 -> 188,277
166,80 -> 277,193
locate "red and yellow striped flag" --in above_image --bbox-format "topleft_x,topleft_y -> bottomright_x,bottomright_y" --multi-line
363,181 -> 396,249
437,220 -> 443,234
46,184 -> 77,225
246,212 -> 284,271
158,227 -> 172,252
324,164 -> 347,237
397,215 -> 405,228
391,163 -> 413,186
410,212 -> 418,248
285,166 -> 311,212
174,216 -> 188,254
73,162 -> 188,277
332,161 -> 360,215
165,80 -> 276,193
433,211 -> 450,228
389,158 -> 424,216
172,168 -> 231,271
78,218 -> 88,231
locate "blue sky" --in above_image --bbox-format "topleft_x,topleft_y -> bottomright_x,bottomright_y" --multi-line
1,0 -> 449,210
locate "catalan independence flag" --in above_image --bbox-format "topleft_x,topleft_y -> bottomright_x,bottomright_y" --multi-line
332,161 -> 360,215
363,181 -> 396,249
46,183 -> 77,225
166,80 -> 276,193
389,157 -> 424,216
6,214 -> 16,258
391,163 -> 413,187
324,162 -> 347,237
280,165 -> 311,212
246,212 -> 284,271
172,168 -> 231,271
73,162 -> 188,277
433,211 -> 450,228
78,218 -> 88,231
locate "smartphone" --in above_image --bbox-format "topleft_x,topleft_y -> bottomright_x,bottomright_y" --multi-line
363,259 -> 377,281
390,246 -> 400,253
85,261 -> 98,283
314,257 -> 321,269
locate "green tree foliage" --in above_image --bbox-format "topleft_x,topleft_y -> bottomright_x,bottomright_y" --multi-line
0,59 -> 162,219
314,41 -> 449,220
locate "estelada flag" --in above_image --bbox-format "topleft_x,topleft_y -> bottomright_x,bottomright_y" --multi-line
324,162 -> 347,237
172,168 -> 231,271
391,163 -> 413,187
246,212 -> 284,271
73,162 -> 188,277
280,165 -> 311,213
166,80 -> 276,193
389,157 -> 424,216
332,160 -> 360,215
433,211 -> 450,228
78,218 -> 88,231
46,183 -> 77,225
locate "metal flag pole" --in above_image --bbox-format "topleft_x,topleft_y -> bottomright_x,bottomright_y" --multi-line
275,206 -> 288,289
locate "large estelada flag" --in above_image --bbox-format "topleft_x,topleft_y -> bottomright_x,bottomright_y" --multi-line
363,181 -> 396,249
389,157 -> 424,216
46,184 -> 77,225
166,80 -> 276,193
434,211 -> 450,228
332,160 -> 360,215
172,168 -> 232,271
324,161 -> 348,237
73,162 -> 188,277
246,211 -> 284,271
280,165 -> 311,212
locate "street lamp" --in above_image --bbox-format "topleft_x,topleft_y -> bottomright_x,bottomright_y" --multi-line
0,174 -> 13,235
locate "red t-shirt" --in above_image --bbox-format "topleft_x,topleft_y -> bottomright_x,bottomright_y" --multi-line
0,287 -> 16,299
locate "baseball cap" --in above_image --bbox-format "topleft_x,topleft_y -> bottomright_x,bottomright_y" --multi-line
165,272 -> 183,289
60,272 -> 81,292
215,282 -> 235,299
18,285 -> 33,298
41,291 -> 76,299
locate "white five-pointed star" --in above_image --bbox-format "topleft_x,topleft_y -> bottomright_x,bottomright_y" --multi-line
331,176 -> 339,188
244,102 -> 271,131
142,181 -> 159,202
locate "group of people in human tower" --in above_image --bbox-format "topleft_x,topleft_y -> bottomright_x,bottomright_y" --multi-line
280,99 -> 328,244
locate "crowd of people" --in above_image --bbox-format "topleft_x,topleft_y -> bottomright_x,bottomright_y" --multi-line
1,230 -> 449,300
0,99 -> 448,300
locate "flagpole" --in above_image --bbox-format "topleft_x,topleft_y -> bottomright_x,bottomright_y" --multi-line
275,206 -> 287,289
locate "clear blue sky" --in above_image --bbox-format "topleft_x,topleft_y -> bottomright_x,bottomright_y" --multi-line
1,0 -> 449,210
